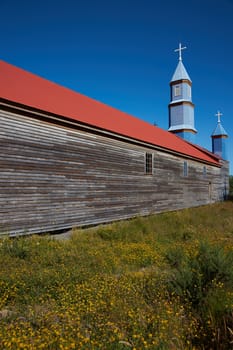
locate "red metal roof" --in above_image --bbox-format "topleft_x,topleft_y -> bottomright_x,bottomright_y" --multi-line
0,60 -> 220,166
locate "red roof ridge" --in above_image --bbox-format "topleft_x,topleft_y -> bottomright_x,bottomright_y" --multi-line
0,60 -> 220,166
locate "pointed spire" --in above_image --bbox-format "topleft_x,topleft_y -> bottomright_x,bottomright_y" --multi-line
170,61 -> 191,82
170,43 -> 191,82
212,111 -> 228,137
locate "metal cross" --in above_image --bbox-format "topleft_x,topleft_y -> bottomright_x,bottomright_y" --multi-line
174,43 -> 187,61
215,111 -> 223,123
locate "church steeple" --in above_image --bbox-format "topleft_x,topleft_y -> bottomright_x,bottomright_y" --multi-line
211,111 -> 228,160
168,43 -> 197,142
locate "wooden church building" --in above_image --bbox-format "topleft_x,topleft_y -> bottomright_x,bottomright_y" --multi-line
0,45 -> 229,235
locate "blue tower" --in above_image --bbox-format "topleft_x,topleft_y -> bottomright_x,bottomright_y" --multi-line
168,43 -> 197,142
211,111 -> 228,160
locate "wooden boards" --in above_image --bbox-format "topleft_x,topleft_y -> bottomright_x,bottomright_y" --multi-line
0,107 -> 229,235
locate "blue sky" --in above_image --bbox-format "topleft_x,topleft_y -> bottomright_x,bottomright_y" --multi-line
1,0 -> 233,174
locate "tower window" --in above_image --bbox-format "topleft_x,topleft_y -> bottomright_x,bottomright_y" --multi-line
145,153 -> 153,175
174,85 -> 181,97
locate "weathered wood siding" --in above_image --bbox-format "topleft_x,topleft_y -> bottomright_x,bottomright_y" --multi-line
0,106 -> 229,235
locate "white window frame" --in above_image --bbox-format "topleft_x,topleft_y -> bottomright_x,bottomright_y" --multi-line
145,153 -> 153,175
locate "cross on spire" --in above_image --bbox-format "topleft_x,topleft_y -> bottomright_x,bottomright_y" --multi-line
174,43 -> 187,61
215,110 -> 223,123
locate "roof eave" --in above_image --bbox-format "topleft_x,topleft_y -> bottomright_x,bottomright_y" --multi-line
0,98 -> 221,168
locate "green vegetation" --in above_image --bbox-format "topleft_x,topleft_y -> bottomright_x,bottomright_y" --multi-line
0,202 -> 233,349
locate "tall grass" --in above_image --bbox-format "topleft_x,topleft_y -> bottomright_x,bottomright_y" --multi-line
0,202 -> 232,349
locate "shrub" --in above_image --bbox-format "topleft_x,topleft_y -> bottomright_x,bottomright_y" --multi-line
167,241 -> 233,348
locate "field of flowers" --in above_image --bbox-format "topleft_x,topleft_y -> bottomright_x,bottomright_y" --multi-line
0,201 -> 233,349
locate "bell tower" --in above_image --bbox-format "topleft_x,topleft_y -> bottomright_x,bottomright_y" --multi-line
168,43 -> 197,142
211,111 -> 228,160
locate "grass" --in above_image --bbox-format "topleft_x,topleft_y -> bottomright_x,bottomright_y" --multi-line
0,201 -> 233,349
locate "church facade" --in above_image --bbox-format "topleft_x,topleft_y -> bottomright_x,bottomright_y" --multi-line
0,48 -> 229,235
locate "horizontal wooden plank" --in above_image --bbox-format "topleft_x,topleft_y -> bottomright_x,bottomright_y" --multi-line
0,108 -> 229,235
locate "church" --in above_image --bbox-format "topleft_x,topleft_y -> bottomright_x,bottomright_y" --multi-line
0,45 -> 229,235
